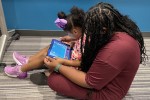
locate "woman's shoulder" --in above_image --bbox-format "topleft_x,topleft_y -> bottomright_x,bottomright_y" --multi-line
97,32 -> 140,58
113,32 -> 134,40
95,32 -> 140,70
111,32 -> 138,46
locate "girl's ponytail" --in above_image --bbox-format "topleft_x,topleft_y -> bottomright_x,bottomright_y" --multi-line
57,11 -> 67,19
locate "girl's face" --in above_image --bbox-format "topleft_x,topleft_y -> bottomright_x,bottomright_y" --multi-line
67,27 -> 82,40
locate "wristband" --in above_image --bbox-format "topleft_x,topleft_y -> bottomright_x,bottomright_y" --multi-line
54,64 -> 62,73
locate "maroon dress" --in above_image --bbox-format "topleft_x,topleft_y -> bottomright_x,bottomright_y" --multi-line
47,32 -> 140,100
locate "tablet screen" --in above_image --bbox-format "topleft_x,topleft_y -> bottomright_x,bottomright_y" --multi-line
47,39 -> 71,59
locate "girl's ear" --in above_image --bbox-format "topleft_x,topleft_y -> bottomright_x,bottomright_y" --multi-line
73,28 -> 78,34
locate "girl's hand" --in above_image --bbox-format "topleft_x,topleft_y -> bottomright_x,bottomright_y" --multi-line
60,35 -> 73,42
44,56 -> 60,70
60,35 -> 76,48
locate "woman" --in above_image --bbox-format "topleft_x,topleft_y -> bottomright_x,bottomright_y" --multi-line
43,2 -> 147,100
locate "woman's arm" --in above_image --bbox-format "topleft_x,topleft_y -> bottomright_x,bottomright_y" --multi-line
55,58 -> 81,67
59,64 -> 92,88
44,57 -> 91,88
63,59 -> 81,67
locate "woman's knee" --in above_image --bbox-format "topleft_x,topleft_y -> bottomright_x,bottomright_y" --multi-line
47,72 -> 88,99
47,72 -> 75,97
47,72 -> 65,91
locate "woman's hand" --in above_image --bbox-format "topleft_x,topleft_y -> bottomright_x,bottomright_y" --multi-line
44,56 -> 60,70
53,57 -> 66,65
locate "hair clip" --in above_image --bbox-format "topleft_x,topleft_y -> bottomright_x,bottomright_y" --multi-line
54,18 -> 67,29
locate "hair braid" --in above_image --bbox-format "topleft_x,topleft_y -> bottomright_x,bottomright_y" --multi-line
81,2 -> 147,72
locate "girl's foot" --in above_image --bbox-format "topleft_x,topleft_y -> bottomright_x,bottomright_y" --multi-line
13,51 -> 29,65
4,65 -> 27,79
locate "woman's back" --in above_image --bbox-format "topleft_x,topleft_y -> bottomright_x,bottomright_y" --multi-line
86,32 -> 140,99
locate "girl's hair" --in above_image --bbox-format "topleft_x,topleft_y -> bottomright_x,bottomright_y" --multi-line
80,2 -> 147,72
57,6 -> 85,31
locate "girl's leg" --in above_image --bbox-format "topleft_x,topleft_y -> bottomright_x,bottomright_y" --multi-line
28,46 -> 49,62
21,55 -> 45,72
21,45 -> 49,69
48,72 -> 91,100
13,46 -> 49,65
4,46 -> 50,78
20,45 -> 49,71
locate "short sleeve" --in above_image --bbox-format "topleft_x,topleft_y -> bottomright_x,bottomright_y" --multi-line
85,60 -> 120,90
85,39 -> 131,90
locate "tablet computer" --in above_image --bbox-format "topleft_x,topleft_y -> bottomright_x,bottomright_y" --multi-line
47,39 -> 71,59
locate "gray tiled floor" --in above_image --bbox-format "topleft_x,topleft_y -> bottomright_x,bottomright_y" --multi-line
0,36 -> 150,100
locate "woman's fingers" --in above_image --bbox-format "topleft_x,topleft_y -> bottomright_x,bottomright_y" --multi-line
44,58 -> 52,69
45,56 -> 54,61
44,57 -> 50,64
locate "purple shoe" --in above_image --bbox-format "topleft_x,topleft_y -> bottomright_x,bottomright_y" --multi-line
13,51 -> 28,65
4,65 -> 27,79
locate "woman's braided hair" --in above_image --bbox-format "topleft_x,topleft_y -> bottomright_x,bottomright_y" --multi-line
80,2 -> 147,72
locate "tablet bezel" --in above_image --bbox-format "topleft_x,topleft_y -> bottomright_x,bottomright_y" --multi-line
47,39 -> 71,59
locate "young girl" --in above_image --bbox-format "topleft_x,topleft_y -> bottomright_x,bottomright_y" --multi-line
4,6 -> 85,79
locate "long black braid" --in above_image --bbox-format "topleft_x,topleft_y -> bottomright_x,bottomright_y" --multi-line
80,2 -> 147,72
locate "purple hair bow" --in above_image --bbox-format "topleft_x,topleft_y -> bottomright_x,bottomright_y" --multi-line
54,18 -> 67,29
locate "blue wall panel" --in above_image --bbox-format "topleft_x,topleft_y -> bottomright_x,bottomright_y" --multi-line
2,0 -> 150,32
2,0 -> 16,29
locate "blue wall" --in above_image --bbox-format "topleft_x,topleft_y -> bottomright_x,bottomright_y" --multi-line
2,0 -> 150,32
2,0 -> 16,29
